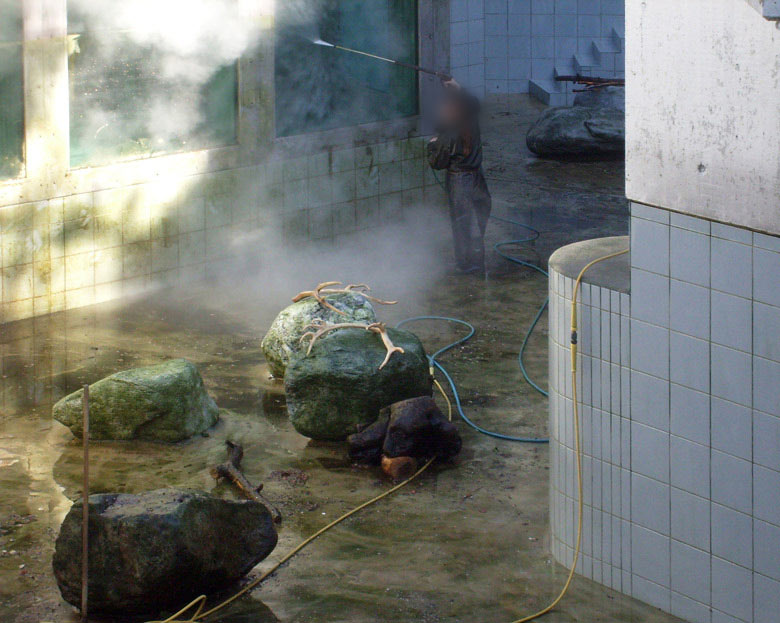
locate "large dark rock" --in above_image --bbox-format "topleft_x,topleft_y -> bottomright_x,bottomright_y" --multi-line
261,292 -> 377,378
52,359 -> 219,442
285,328 -> 431,441
348,396 -> 462,464
526,106 -> 624,159
53,489 -> 278,615
573,86 -> 625,111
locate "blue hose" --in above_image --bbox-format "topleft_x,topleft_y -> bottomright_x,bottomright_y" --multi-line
494,236 -> 550,400
408,170 -> 550,443
397,316 -> 548,443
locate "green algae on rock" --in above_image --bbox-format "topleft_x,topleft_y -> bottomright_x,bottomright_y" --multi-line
261,292 -> 378,378
284,328 -> 432,441
52,489 -> 278,615
52,359 -> 219,442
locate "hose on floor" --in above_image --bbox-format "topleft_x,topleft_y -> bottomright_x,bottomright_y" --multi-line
394,179 -> 551,442
150,247 -> 627,623
148,379 -> 454,623
142,169 -> 627,622
508,248 -> 629,623
397,316 -> 548,443
435,167 -> 551,400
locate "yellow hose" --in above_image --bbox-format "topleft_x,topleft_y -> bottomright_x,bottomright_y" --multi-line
510,247 -> 628,623
150,248 -> 627,623
149,378 -> 452,623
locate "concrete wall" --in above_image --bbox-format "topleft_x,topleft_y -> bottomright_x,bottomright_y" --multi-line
626,0 -> 780,235
0,0 -> 442,324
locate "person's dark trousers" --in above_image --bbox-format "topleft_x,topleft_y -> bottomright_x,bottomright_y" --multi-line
445,167 -> 492,272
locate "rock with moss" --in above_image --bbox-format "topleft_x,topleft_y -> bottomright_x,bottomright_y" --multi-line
261,292 -> 378,378
52,359 -> 219,442
53,489 -> 277,615
284,328 -> 432,441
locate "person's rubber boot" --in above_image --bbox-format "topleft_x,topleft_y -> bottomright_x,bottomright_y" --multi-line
469,239 -> 487,279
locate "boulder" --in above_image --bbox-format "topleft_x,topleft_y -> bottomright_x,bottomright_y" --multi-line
348,396 -> 462,464
526,106 -> 624,159
284,328 -> 431,441
573,86 -> 625,111
52,489 -> 278,615
52,359 -> 219,442
261,292 -> 378,378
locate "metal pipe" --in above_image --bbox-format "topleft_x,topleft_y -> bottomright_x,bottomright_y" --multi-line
81,385 -> 90,622
313,39 -> 452,82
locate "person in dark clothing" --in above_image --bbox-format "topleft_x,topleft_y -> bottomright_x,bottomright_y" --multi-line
427,79 -> 492,274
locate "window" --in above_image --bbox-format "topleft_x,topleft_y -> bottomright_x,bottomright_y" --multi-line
275,0 -> 418,137
0,0 -> 24,179
67,3 -> 238,168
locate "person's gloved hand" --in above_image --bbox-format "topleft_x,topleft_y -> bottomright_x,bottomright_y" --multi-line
442,77 -> 460,91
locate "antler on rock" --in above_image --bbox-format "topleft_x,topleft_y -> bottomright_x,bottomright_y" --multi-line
320,284 -> 398,306
299,320 -> 405,370
299,319 -> 377,355
292,282 -> 398,315
292,281 -> 347,316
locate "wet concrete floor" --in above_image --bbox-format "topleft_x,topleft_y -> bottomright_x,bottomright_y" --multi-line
0,96 -> 681,623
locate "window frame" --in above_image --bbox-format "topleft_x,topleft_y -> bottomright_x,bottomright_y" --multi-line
0,0 -> 439,207
0,0 -> 26,181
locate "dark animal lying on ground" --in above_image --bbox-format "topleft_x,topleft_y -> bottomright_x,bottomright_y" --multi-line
347,396 -> 462,480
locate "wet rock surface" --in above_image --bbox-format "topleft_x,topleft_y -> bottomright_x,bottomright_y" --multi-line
52,359 -> 219,442
52,488 -> 278,615
526,106 -> 624,159
284,328 -> 431,441
261,293 -> 377,378
348,397 -> 462,465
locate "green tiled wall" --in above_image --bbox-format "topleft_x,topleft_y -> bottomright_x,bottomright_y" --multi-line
0,136 -> 439,323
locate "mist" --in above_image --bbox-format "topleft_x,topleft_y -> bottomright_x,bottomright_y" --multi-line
205,199 -> 452,324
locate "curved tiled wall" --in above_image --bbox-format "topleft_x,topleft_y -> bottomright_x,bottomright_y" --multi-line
548,237 -> 632,595
549,211 -> 780,623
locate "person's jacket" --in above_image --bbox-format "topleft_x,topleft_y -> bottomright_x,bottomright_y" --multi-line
427,88 -> 483,172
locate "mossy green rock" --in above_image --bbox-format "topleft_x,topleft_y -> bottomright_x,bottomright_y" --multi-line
261,292 -> 377,378
52,359 -> 219,442
284,328 -> 432,441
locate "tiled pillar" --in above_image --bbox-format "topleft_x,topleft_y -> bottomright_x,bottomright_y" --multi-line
548,236 -> 632,594
549,211 -> 780,623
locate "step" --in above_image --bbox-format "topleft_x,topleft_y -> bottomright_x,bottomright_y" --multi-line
611,26 -> 625,53
573,52 -> 599,75
746,0 -> 780,19
764,0 -> 780,18
529,79 -> 570,107
592,42 -> 618,74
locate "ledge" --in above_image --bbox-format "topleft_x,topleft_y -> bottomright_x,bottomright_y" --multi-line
548,235 -> 630,294
746,0 -> 780,19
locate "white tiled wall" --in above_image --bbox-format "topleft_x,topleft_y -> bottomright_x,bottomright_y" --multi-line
549,206 -> 780,623
549,263 -> 633,594
450,0 -> 625,99
450,0 -> 487,95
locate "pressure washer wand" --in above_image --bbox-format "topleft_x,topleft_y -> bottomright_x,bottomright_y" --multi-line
313,39 -> 452,82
